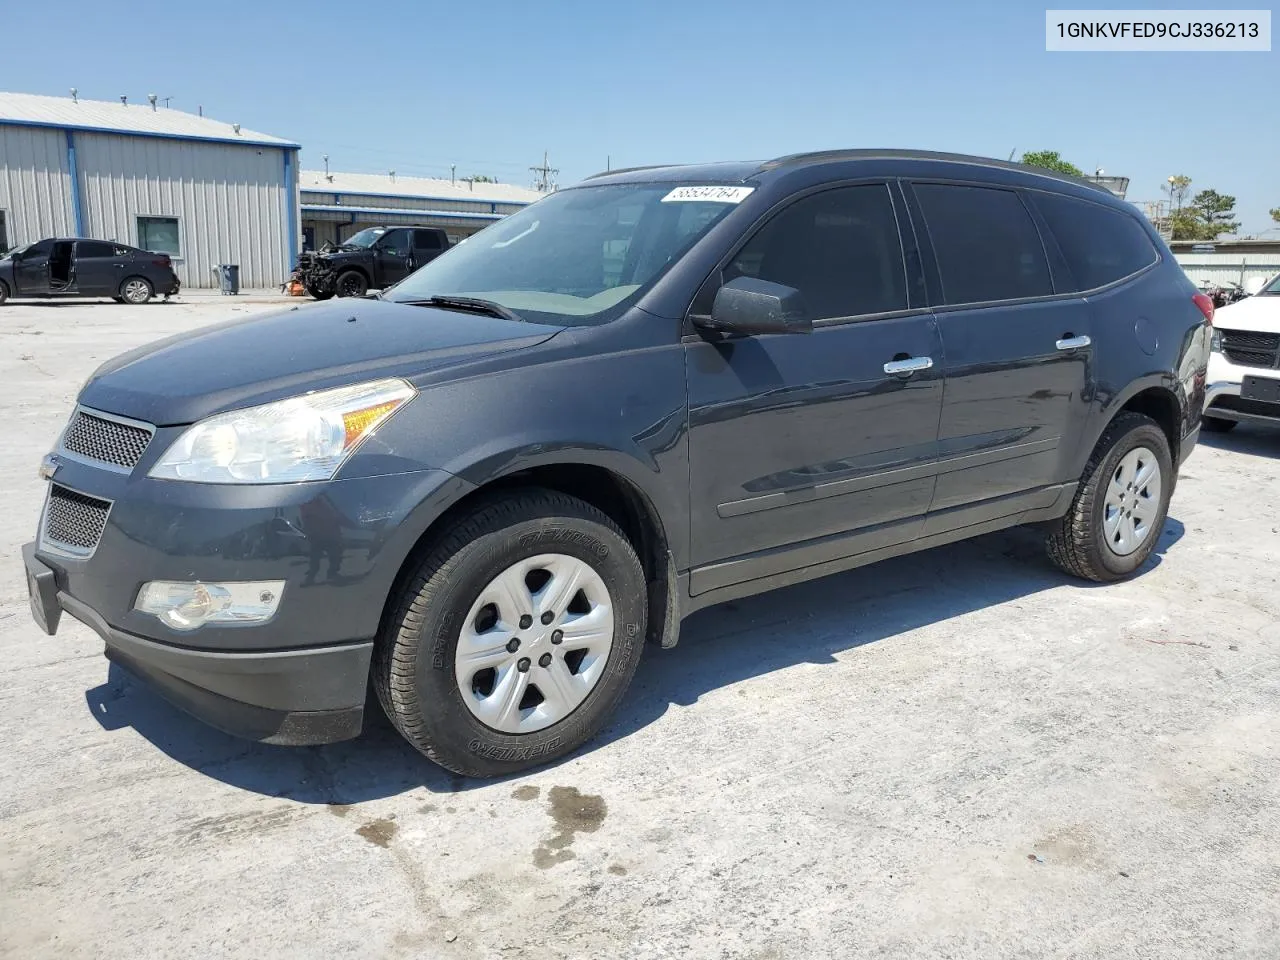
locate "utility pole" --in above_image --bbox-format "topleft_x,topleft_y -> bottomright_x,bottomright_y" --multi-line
530,151 -> 559,192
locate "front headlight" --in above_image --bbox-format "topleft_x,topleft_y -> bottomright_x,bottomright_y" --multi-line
149,378 -> 415,483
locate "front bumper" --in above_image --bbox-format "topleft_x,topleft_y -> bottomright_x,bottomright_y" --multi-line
25,542 -> 370,744
1205,350 -> 1280,425
25,454 -> 469,744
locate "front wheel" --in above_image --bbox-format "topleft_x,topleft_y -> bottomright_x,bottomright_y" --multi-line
119,276 -> 153,304
373,490 -> 647,777
1046,413 -> 1173,582
305,285 -> 333,301
333,271 -> 367,298
0,280 -> 8,304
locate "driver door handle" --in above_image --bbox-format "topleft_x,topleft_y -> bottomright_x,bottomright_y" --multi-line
883,356 -> 933,375
1056,335 -> 1091,351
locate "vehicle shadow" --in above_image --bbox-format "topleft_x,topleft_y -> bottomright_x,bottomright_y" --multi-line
84,517 -> 1185,803
1198,423 -> 1279,458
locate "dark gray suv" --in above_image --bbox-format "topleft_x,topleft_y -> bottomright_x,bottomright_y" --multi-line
24,151 -> 1212,776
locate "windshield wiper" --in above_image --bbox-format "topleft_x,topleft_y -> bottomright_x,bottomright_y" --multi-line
403,295 -> 525,322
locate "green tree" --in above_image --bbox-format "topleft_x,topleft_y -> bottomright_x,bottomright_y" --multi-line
1271,207 -> 1280,225
466,174 -> 498,183
1019,150 -> 1084,177
1189,189 -> 1240,239
1169,209 -> 1206,241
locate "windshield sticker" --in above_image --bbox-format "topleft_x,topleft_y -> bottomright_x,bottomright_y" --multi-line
661,186 -> 755,204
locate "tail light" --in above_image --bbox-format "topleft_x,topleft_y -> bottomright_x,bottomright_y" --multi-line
151,255 -> 172,267
1192,292 -> 1214,325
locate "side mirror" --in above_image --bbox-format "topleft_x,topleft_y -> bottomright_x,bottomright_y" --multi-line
695,276 -> 813,336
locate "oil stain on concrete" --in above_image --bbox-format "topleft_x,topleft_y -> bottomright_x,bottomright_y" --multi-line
512,785 -> 540,802
357,818 -> 399,848
532,786 -> 607,869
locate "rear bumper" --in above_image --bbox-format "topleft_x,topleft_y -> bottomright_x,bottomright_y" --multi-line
26,543 -> 371,744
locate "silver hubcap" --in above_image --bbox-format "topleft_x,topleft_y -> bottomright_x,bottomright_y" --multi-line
1103,446 -> 1162,556
454,554 -> 614,734
124,280 -> 149,303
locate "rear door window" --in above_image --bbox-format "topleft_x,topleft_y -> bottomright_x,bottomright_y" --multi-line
76,241 -> 117,259
413,229 -> 443,251
913,183 -> 1053,305
1031,192 -> 1158,291
724,184 -> 908,320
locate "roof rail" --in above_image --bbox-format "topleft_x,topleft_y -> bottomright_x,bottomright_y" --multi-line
759,149 -> 1115,196
583,164 -> 676,181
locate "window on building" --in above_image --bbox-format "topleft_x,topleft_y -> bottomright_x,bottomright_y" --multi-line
0,210 -> 8,254
137,216 -> 181,257
1031,192 -> 1158,291
913,184 -> 1052,305
724,185 -> 908,320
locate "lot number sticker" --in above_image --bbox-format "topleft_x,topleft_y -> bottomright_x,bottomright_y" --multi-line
661,186 -> 755,203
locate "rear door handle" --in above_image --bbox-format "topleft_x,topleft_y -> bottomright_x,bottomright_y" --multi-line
1056,335 -> 1091,351
883,356 -> 933,375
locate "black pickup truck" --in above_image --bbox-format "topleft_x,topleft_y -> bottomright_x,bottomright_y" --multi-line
295,226 -> 451,299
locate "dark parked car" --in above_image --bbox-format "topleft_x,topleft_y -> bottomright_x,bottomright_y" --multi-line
294,226 -> 451,299
0,238 -> 180,305
24,150 -> 1210,777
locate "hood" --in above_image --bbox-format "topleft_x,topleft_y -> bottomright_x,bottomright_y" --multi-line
80,297 -> 562,425
1214,294 -> 1280,334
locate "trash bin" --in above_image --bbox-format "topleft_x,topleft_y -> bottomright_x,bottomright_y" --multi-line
214,263 -> 240,295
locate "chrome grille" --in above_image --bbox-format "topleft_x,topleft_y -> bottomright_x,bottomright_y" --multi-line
42,485 -> 111,555
1221,330 -> 1280,370
61,409 -> 153,470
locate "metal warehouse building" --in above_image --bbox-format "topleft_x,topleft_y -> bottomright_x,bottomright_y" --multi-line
299,170 -> 540,250
0,91 -> 299,289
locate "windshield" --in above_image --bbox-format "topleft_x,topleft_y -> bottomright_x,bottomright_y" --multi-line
383,183 -> 749,325
342,228 -> 387,249
1261,273 -> 1280,295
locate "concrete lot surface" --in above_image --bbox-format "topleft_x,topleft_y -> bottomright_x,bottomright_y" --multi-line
1,299 -> 1278,960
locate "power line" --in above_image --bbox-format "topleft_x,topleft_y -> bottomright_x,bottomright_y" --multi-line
530,151 -> 559,192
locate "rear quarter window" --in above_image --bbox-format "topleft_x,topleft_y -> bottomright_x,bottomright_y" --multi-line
1031,192 -> 1158,291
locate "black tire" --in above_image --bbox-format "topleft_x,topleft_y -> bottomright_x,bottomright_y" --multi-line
306,285 -> 334,301
1201,415 -> 1237,433
1046,412 -> 1173,582
119,276 -> 153,304
373,489 -> 647,777
333,271 -> 367,298
0,280 -> 8,304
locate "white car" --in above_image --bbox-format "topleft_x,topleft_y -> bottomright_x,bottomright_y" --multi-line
1204,272 -> 1280,432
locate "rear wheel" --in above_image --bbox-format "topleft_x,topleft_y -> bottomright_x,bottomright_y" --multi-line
0,280 -> 8,304
1046,413 -> 1173,582
1201,415 -> 1237,433
334,271 -> 367,298
373,490 -> 647,777
119,276 -> 153,305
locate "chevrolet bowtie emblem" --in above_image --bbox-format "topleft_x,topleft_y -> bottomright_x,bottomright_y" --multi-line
38,454 -> 59,481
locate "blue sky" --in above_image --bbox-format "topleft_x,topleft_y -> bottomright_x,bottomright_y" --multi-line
6,0 -> 1277,231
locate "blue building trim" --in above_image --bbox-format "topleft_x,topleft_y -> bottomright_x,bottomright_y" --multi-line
0,117 -> 300,149
301,186 -> 531,208
301,204 -> 505,223
65,130 -> 85,237
283,147 -> 298,269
